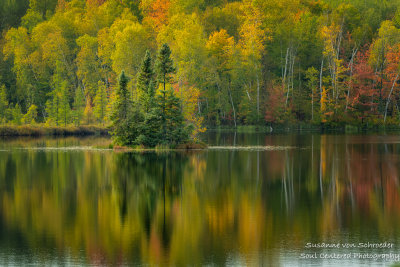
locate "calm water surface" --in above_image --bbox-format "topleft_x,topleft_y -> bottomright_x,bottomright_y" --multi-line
1,132 -> 400,266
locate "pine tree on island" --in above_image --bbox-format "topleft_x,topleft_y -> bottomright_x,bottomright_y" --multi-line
111,71 -> 133,146
110,44 -> 191,148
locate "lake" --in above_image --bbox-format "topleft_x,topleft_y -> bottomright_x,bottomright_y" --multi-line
1,132 -> 400,266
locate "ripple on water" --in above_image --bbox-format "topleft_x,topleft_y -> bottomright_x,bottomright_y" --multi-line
207,145 -> 295,151
13,146 -> 112,152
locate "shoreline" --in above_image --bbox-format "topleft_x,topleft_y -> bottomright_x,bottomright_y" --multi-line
2,124 -> 400,138
207,124 -> 400,134
0,125 -> 109,137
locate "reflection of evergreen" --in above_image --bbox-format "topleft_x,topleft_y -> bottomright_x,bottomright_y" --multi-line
4,154 -> 16,192
113,152 -> 188,249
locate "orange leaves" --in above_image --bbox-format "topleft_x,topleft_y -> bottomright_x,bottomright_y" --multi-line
142,0 -> 171,30
86,0 -> 106,7
56,0 -> 67,11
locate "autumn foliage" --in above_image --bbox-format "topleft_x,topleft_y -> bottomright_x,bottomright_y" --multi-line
2,0 -> 400,128
347,49 -> 378,122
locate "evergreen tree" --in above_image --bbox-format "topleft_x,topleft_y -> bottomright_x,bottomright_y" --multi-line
137,50 -> 154,112
59,81 -> 71,126
45,91 -> 59,126
148,80 -> 156,109
155,44 -> 176,92
156,88 -> 188,145
137,50 -> 154,93
155,44 -> 176,137
73,87 -> 85,126
136,81 -> 162,147
45,82 -> 71,126
111,71 -> 133,145
113,71 -> 130,121
94,80 -> 107,125
0,85 -> 8,123
137,107 -> 162,147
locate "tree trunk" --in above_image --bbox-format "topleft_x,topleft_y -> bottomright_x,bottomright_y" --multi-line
284,48 -> 289,106
163,73 -> 166,136
319,58 -> 324,95
311,88 -> 314,122
384,72 -> 400,123
228,80 -> 237,128
256,72 -> 260,122
346,48 -> 358,111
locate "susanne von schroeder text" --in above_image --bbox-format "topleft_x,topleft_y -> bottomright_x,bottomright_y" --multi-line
304,242 -> 394,249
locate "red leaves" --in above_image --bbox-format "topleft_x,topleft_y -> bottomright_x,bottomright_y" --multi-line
348,49 -> 377,116
265,83 -> 285,124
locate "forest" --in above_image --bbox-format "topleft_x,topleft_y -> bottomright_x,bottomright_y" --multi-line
2,0 -> 400,132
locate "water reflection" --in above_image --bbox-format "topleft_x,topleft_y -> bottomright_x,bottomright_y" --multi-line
1,134 -> 400,265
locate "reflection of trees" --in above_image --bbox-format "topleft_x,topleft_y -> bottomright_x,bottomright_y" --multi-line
2,135 -> 400,265
0,148 -> 191,265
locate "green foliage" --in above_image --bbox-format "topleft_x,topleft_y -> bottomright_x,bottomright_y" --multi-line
110,48 -> 189,147
111,71 -> 132,145
94,81 -> 108,124
156,86 -> 188,145
137,50 -> 154,111
29,0 -> 58,18
45,97 -> 58,126
76,34 -> 102,100
59,82 -> 72,127
0,0 -> 29,32
155,44 -> 176,135
0,85 -> 8,123
137,107 -> 162,147
12,104 -> 23,125
155,44 -> 176,88
73,88 -> 85,126
45,80 -> 71,126
23,104 -> 38,124
21,9 -> 43,31
305,67 -> 319,122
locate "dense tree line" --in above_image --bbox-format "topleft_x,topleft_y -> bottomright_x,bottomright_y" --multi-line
2,0 -> 400,129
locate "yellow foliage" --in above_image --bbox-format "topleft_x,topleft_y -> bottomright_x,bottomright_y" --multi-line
239,0 -> 268,62
176,84 -> 206,140
320,86 -> 328,120
84,99 -> 94,125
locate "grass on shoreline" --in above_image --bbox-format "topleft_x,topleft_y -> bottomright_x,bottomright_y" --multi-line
3,123 -> 400,139
207,123 -> 400,134
0,125 -> 109,137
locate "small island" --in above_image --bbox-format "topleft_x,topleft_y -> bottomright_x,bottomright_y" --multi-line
109,44 -> 206,150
